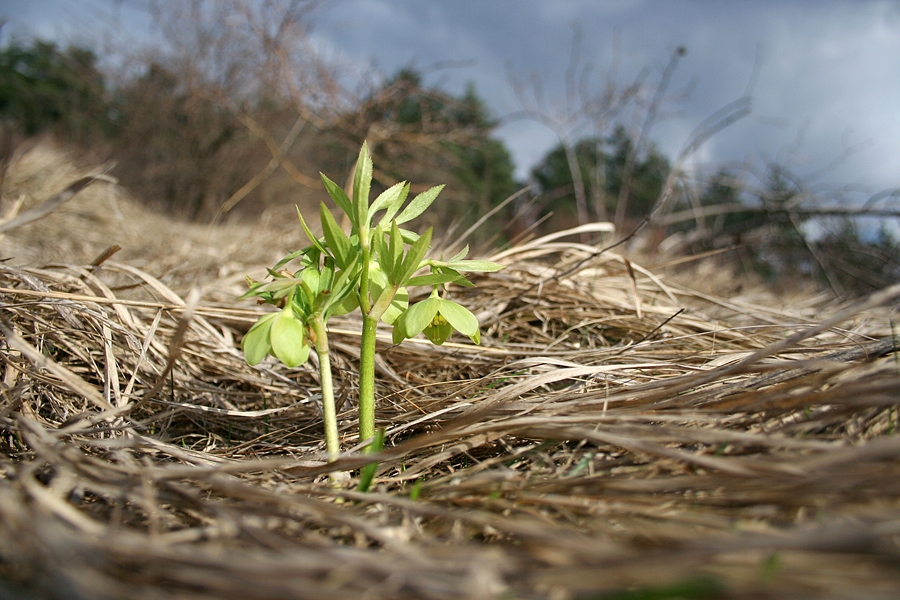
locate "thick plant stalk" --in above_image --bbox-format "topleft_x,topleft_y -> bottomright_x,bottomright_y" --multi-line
357,314 -> 378,447
311,316 -> 340,462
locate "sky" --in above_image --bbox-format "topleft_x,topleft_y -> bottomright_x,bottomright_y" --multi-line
2,0 -> 900,200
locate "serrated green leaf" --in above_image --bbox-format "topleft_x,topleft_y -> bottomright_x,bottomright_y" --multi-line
443,259 -> 505,273
272,247 -> 306,272
320,173 -> 353,224
379,182 -> 411,225
399,228 -> 419,244
296,207 -> 328,256
406,272 -> 464,287
241,312 -> 279,365
319,259 -> 335,295
447,246 -> 469,262
321,257 -> 359,317
252,277 -> 302,296
328,290 -> 359,318
319,203 -> 353,269
370,181 -> 408,216
397,227 -> 432,285
300,267 -> 320,295
238,281 -> 266,300
395,185 -> 444,225
353,143 -> 372,228
270,310 -> 310,367
368,259 -> 389,287
389,221 -> 404,268
374,226 -> 393,277
298,276 -> 317,307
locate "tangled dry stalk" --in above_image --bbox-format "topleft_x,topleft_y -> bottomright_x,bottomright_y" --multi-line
2,144 -> 900,599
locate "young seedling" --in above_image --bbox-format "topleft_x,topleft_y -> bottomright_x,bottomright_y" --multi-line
240,142 -> 503,463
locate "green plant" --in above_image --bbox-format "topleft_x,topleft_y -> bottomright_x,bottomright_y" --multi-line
240,142 -> 503,461
357,429 -> 386,492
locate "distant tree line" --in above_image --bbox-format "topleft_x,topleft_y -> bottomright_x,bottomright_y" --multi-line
1,0 -> 898,296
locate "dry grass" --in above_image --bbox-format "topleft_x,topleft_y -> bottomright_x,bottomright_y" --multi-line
2,143 -> 900,599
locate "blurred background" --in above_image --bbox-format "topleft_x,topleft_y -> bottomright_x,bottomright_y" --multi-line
1,0 -> 899,296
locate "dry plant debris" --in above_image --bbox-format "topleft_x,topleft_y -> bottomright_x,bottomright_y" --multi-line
2,144 -> 900,599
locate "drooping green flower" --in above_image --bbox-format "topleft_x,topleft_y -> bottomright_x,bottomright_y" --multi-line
392,289 -> 481,345
241,305 -> 311,367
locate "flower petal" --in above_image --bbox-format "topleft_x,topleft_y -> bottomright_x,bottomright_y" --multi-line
241,312 -> 278,365
399,297 -> 441,339
436,300 -> 479,337
423,319 -> 453,345
270,310 -> 310,367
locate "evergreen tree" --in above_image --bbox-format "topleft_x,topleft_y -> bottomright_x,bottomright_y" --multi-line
530,127 -> 669,229
347,69 -> 519,241
0,39 -> 111,143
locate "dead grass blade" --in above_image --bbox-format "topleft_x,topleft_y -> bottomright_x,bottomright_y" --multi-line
2,144 -> 900,599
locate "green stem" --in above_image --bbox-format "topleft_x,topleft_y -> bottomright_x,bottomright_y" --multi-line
358,313 -> 378,448
358,224 -> 371,314
311,315 -> 340,462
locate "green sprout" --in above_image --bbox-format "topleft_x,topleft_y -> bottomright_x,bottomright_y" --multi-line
240,142 -> 503,463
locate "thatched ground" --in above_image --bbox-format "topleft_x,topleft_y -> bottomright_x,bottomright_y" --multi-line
2,144 -> 900,599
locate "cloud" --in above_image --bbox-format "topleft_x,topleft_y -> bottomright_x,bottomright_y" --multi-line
5,0 -> 900,194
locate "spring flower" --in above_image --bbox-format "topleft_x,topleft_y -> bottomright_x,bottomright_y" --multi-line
393,289 -> 481,345
241,304 -> 311,367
